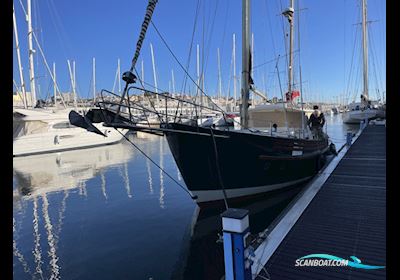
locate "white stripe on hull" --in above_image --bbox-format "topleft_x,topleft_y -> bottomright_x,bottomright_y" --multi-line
191,176 -> 312,203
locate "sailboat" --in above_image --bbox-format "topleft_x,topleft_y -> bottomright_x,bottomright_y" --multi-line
71,0 -> 331,205
342,0 -> 384,124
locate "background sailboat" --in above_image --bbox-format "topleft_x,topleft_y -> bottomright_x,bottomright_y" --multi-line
342,0 -> 385,124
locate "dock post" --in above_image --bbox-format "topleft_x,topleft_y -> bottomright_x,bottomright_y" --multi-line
221,208 -> 252,280
346,131 -> 353,146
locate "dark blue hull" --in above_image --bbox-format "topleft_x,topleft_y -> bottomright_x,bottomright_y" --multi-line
163,123 -> 329,203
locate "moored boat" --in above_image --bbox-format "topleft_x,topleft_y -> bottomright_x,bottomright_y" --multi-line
13,108 -> 127,157
70,0 -> 332,205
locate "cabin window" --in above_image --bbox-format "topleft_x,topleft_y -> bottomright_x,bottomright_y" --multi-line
13,120 -> 48,138
52,122 -> 75,129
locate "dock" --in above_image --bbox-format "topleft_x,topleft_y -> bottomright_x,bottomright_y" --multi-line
252,124 -> 386,280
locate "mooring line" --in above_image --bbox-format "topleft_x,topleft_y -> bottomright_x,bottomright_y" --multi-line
209,128 -> 229,210
114,128 -> 197,200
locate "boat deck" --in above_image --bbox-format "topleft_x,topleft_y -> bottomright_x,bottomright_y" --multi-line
255,125 -> 386,280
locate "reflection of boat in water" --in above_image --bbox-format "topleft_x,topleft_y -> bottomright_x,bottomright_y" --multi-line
13,137 -> 136,280
13,138 -> 134,198
171,185 -> 306,280
13,130 -> 177,279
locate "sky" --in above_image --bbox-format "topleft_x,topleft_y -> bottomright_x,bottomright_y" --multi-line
13,0 -> 386,104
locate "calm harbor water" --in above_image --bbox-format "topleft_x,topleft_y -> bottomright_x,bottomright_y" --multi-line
13,114 -> 358,280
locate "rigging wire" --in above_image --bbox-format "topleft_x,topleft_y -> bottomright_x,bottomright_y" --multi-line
252,51 -> 298,70
262,0 -> 278,94
114,128 -> 197,200
209,128 -> 229,210
297,0 -> 305,135
343,0 -> 346,105
354,28 -> 364,102
345,1 -> 367,104
33,0 -> 43,97
368,24 -> 384,99
278,0 -> 290,90
86,64 -> 94,100
352,40 -> 362,102
344,24 -> 360,103
18,0 -> 27,16
132,62 -> 164,123
226,40 -> 234,100
180,0 -> 201,95
275,55 -> 289,130
150,21 -> 227,114
201,0 -> 220,85
302,7 -> 312,103
45,0 -> 73,61
368,26 -> 381,100
199,0 -> 206,103
218,0 -> 230,96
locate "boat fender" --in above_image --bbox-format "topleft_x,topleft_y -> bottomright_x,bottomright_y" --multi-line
54,135 -> 59,145
329,143 -> 337,155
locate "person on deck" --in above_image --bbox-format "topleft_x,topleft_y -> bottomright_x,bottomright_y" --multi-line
307,105 -> 325,139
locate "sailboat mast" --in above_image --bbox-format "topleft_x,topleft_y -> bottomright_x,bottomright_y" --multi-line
93,57 -> 96,103
13,4 -> 27,109
251,33 -> 254,105
53,63 -> 56,105
171,69 -> 176,94
27,0 -> 37,108
67,60 -> 76,109
196,44 -> 200,100
233,33 -> 237,108
288,0 -> 295,99
150,43 -> 158,94
217,47 -> 222,100
297,0 -> 305,135
73,61 -> 78,109
240,0 -> 251,128
118,58 -> 121,94
362,0 -> 368,101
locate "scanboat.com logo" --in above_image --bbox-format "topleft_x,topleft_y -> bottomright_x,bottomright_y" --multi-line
295,254 -> 385,270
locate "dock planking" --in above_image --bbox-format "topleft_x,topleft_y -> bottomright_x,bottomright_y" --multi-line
256,125 -> 386,280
